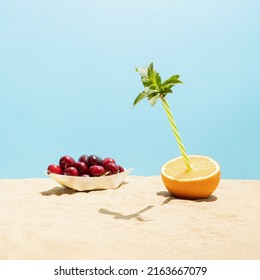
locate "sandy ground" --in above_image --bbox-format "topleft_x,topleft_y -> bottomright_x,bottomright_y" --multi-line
0,176 -> 259,260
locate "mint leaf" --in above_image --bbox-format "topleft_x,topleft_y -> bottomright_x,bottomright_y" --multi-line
154,71 -> 161,88
161,75 -> 183,88
162,87 -> 173,94
133,91 -> 147,107
147,63 -> 161,89
147,92 -> 160,106
136,67 -> 151,87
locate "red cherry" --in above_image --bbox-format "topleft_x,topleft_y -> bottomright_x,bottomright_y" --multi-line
105,163 -> 119,175
74,161 -> 89,175
47,164 -> 63,175
64,167 -> 79,176
78,154 -> 88,163
118,165 -> 125,173
86,155 -> 103,167
89,165 -> 105,177
102,157 -> 116,167
59,155 -> 75,170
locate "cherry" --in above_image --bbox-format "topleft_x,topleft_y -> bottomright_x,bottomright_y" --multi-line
64,167 -> 79,176
47,153 -> 126,178
102,157 -> 116,167
86,155 -> 103,167
78,154 -> 88,163
47,164 -> 63,175
105,163 -> 119,175
74,161 -> 89,175
59,155 -> 75,170
118,165 -> 125,173
89,165 -> 105,177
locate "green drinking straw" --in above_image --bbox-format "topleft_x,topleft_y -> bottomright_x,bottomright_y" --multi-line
133,63 -> 192,171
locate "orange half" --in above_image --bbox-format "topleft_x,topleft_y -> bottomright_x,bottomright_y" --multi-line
161,155 -> 221,199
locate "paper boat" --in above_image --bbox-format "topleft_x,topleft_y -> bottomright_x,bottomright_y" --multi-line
46,168 -> 133,191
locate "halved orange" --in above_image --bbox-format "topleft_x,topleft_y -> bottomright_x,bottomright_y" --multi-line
161,155 -> 221,199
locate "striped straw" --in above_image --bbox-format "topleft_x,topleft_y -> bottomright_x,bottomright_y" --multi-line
161,97 -> 192,171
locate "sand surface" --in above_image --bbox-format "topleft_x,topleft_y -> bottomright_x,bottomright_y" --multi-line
0,176 -> 259,260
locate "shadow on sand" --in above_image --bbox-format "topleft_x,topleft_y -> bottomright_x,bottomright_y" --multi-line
41,186 -> 78,196
98,205 -> 154,222
156,191 -> 217,205
41,181 -> 129,196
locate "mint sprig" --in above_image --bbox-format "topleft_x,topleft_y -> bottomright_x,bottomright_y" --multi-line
133,63 -> 183,107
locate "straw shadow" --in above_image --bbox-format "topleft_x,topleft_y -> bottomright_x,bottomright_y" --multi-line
157,191 -> 217,204
41,186 -> 79,196
98,205 -> 154,222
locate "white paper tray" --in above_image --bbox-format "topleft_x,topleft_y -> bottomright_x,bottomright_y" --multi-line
46,168 -> 133,191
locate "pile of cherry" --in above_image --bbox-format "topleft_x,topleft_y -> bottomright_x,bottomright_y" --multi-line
47,154 -> 125,177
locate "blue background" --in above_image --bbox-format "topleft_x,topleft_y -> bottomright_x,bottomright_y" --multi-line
1,0 -> 259,179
